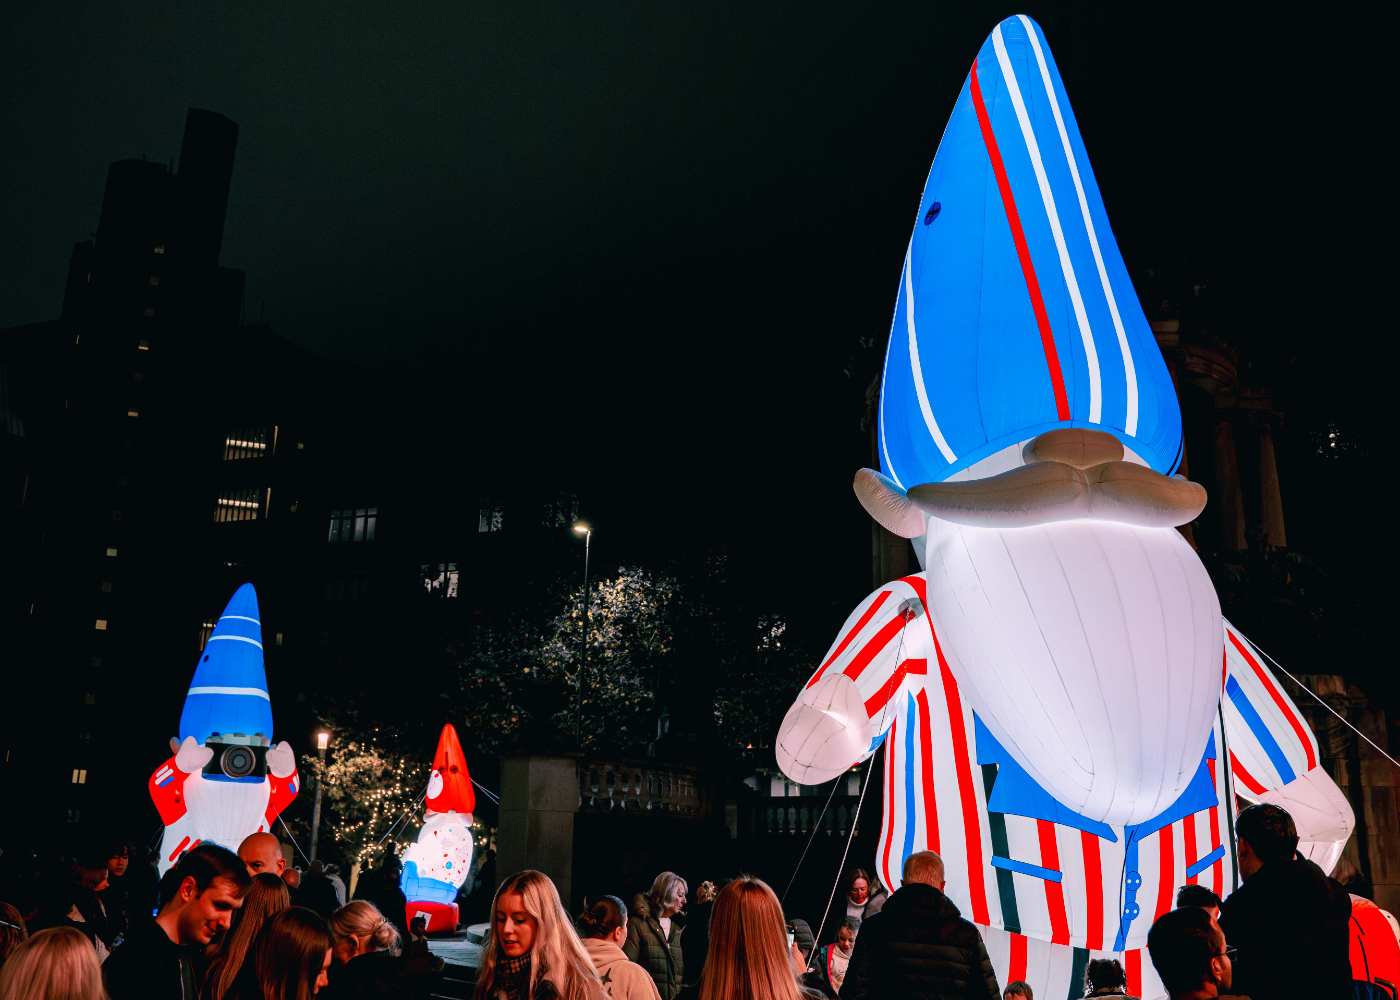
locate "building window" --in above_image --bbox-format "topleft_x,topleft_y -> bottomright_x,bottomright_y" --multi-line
138,340 -> 150,350
100,581 -> 112,593
105,547 -> 118,557
112,510 -> 122,521
127,409 -> 139,417
215,488 -> 262,522
275,632 -> 284,646
197,621 -> 217,650
95,620 -> 107,630
117,475 -> 128,485
422,563 -> 459,598
224,426 -> 275,461
67,809 -> 80,823
71,769 -> 87,784
133,373 -> 143,381
541,493 -> 580,528
328,508 -> 376,543
84,693 -> 96,705
144,308 -> 154,317
154,245 -> 165,254
324,568 -> 371,603
478,502 -> 503,533
149,276 -> 159,285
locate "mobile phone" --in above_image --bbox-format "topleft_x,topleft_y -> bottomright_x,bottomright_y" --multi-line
786,925 -> 796,947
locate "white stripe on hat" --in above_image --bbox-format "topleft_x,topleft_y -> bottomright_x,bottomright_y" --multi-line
991,23 -> 1102,425
905,247 -> 957,463
1018,14 -> 1139,437
219,614 -> 262,625
187,686 -> 271,700
207,634 -> 263,650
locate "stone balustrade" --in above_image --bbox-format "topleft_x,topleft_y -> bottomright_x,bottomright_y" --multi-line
578,761 -> 709,819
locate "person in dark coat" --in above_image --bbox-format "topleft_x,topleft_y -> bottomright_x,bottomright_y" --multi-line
839,850 -> 999,1000
1216,803 -> 1351,1000
356,854 -> 411,946
624,873 -> 686,1000
103,843 -> 251,1000
679,880 -> 714,988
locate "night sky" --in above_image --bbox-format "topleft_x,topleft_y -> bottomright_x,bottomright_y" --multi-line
3,2 -> 1388,614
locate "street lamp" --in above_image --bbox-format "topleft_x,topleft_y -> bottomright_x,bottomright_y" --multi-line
573,524 -> 591,747
310,731 -> 330,862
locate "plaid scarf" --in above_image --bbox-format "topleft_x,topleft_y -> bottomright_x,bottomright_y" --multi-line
495,952 -> 533,1000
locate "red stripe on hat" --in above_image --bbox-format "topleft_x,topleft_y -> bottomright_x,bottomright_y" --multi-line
915,689 -> 940,854
1082,830 -> 1103,951
1227,629 -> 1316,771
932,628 -> 989,925
1009,932 -> 1028,984
1229,751 -> 1267,795
808,591 -> 892,688
1038,820 -> 1070,945
968,56 -> 1071,421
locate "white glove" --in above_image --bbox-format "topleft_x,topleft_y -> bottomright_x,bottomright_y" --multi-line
266,741 -> 297,778
174,736 -> 214,774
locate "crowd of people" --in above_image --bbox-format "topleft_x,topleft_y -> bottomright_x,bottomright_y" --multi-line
0,801 -> 1386,999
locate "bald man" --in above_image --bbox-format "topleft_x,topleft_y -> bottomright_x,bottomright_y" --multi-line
841,851 -> 1000,1000
237,832 -> 286,878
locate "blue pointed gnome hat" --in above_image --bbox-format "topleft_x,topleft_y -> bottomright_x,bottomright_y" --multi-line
179,583 -> 274,744
877,14 -> 1183,488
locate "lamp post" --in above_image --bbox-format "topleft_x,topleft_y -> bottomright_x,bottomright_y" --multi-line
310,731 -> 329,863
573,524 -> 592,748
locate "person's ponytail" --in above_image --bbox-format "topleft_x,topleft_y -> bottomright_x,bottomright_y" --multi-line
575,896 -> 627,940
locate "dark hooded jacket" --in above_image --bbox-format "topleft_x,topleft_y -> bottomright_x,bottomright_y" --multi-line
624,894 -> 684,999
1217,856 -> 1352,1000
838,882 -> 999,1000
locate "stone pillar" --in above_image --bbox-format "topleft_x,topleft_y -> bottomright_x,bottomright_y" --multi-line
1257,423 -> 1287,548
496,755 -> 579,905
1213,420 -> 1246,552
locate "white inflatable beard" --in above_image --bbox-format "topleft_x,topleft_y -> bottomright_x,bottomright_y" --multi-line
918,510 -> 1222,828
403,810 -> 474,890
178,772 -> 272,852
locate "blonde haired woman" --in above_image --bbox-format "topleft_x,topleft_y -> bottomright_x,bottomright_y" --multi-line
678,877 -> 822,1000
474,870 -> 605,1000
325,898 -> 415,995
0,925 -> 108,1000
623,872 -> 686,999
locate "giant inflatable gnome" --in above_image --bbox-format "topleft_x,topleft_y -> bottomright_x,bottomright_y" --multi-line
149,583 -> 299,872
400,723 -> 476,933
775,15 -> 1354,999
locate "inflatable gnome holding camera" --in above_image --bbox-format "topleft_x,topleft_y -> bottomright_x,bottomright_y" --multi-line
148,583 -> 299,872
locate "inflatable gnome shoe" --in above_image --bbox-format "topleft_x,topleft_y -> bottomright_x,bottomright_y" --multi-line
400,723 -> 475,933
149,583 -> 299,872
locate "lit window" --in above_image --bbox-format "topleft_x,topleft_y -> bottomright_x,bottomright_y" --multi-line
67,809 -> 81,823
127,409 -> 139,417
95,620 -> 108,630
198,621 -> 216,650
144,308 -> 154,317
71,769 -> 87,784
275,632 -> 284,646
101,582 -> 112,593
224,427 -> 274,460
478,502 -> 503,533
105,547 -> 118,557
542,493 -> 579,528
215,488 -> 261,522
138,340 -> 149,350
149,276 -> 159,285
154,245 -> 165,254
422,563 -> 460,598
327,508 -> 377,542
324,568 -> 371,602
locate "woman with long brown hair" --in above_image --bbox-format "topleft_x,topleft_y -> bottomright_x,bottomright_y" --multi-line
473,870 -> 604,1000
202,872 -> 291,999
225,907 -> 334,1000
677,877 -> 821,1000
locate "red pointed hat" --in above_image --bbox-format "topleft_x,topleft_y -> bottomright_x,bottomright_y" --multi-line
425,723 -> 475,814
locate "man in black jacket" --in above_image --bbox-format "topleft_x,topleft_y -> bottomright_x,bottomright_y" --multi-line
840,850 -> 999,1000
103,842 -> 251,1000
1216,803 -> 1352,1000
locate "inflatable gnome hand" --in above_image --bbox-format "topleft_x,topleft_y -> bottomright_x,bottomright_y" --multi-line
400,724 -> 475,934
174,735 -> 214,773
266,742 -> 297,779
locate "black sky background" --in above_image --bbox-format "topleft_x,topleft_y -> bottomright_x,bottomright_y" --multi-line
3,3 -> 1390,657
